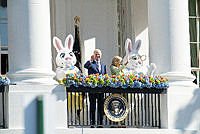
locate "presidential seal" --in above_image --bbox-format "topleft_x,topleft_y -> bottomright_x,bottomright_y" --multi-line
104,93 -> 129,122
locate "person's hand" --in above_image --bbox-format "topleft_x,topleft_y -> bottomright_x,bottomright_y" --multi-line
90,55 -> 95,61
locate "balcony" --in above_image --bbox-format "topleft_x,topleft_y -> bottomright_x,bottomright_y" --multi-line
66,86 -> 166,128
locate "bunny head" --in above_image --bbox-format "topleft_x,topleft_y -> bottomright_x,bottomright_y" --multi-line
123,38 -> 145,72
53,34 -> 77,68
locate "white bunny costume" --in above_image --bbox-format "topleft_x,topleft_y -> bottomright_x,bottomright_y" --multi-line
123,38 -> 156,75
53,34 -> 80,82
53,34 -> 83,123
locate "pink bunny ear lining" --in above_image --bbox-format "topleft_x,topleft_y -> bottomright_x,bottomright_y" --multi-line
56,39 -> 62,51
68,38 -> 71,50
128,42 -> 131,52
136,41 -> 141,50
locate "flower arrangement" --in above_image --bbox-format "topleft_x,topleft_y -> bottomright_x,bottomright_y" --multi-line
63,73 -> 169,89
0,74 -> 10,85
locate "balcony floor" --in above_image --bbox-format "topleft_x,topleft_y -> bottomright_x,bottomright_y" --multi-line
0,128 -> 199,134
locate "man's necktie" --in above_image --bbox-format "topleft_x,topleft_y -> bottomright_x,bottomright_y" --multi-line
97,62 -> 101,72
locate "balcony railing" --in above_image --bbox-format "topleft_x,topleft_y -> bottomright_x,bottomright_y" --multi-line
66,86 -> 166,128
0,85 -> 5,128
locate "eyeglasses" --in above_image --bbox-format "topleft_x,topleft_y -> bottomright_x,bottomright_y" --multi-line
130,54 -> 146,61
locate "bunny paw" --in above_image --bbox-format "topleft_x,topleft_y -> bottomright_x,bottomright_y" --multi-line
148,63 -> 156,75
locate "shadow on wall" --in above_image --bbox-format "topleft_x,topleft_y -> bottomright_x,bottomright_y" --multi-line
24,98 -> 37,134
51,85 -> 66,101
175,88 -> 200,133
24,95 -> 56,134
133,0 -> 148,37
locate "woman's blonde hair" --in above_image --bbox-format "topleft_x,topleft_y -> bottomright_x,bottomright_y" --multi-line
111,56 -> 122,66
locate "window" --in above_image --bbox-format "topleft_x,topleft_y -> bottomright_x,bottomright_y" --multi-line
0,5 -> 8,74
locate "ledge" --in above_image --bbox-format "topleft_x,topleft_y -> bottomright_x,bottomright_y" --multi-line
66,85 -> 167,94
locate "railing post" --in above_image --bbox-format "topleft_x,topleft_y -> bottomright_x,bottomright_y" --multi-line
158,94 -> 161,128
0,85 -> 5,128
2,85 -> 5,128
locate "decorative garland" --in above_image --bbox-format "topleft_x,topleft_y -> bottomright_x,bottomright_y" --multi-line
0,74 -> 10,85
63,73 -> 169,89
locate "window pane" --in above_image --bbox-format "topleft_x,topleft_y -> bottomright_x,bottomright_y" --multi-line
192,71 -> 197,84
190,18 -> 197,42
0,6 -> 7,18
199,18 -> 200,41
190,43 -> 198,67
189,0 -> 196,16
0,23 -> 8,47
198,71 -> 200,86
198,0 -> 200,16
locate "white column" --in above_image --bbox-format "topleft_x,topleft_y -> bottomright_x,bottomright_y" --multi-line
148,0 -> 195,84
7,0 -> 56,84
148,0 -> 200,130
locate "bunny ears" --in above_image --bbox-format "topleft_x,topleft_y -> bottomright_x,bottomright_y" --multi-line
53,34 -> 74,52
125,38 -> 141,54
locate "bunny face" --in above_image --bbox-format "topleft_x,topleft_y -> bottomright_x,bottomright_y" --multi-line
56,48 -> 76,68
53,35 -> 77,68
126,54 -> 143,71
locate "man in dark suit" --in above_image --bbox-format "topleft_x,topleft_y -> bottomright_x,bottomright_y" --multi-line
84,49 -> 106,126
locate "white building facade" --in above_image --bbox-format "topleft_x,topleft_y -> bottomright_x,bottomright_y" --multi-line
0,0 -> 200,134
